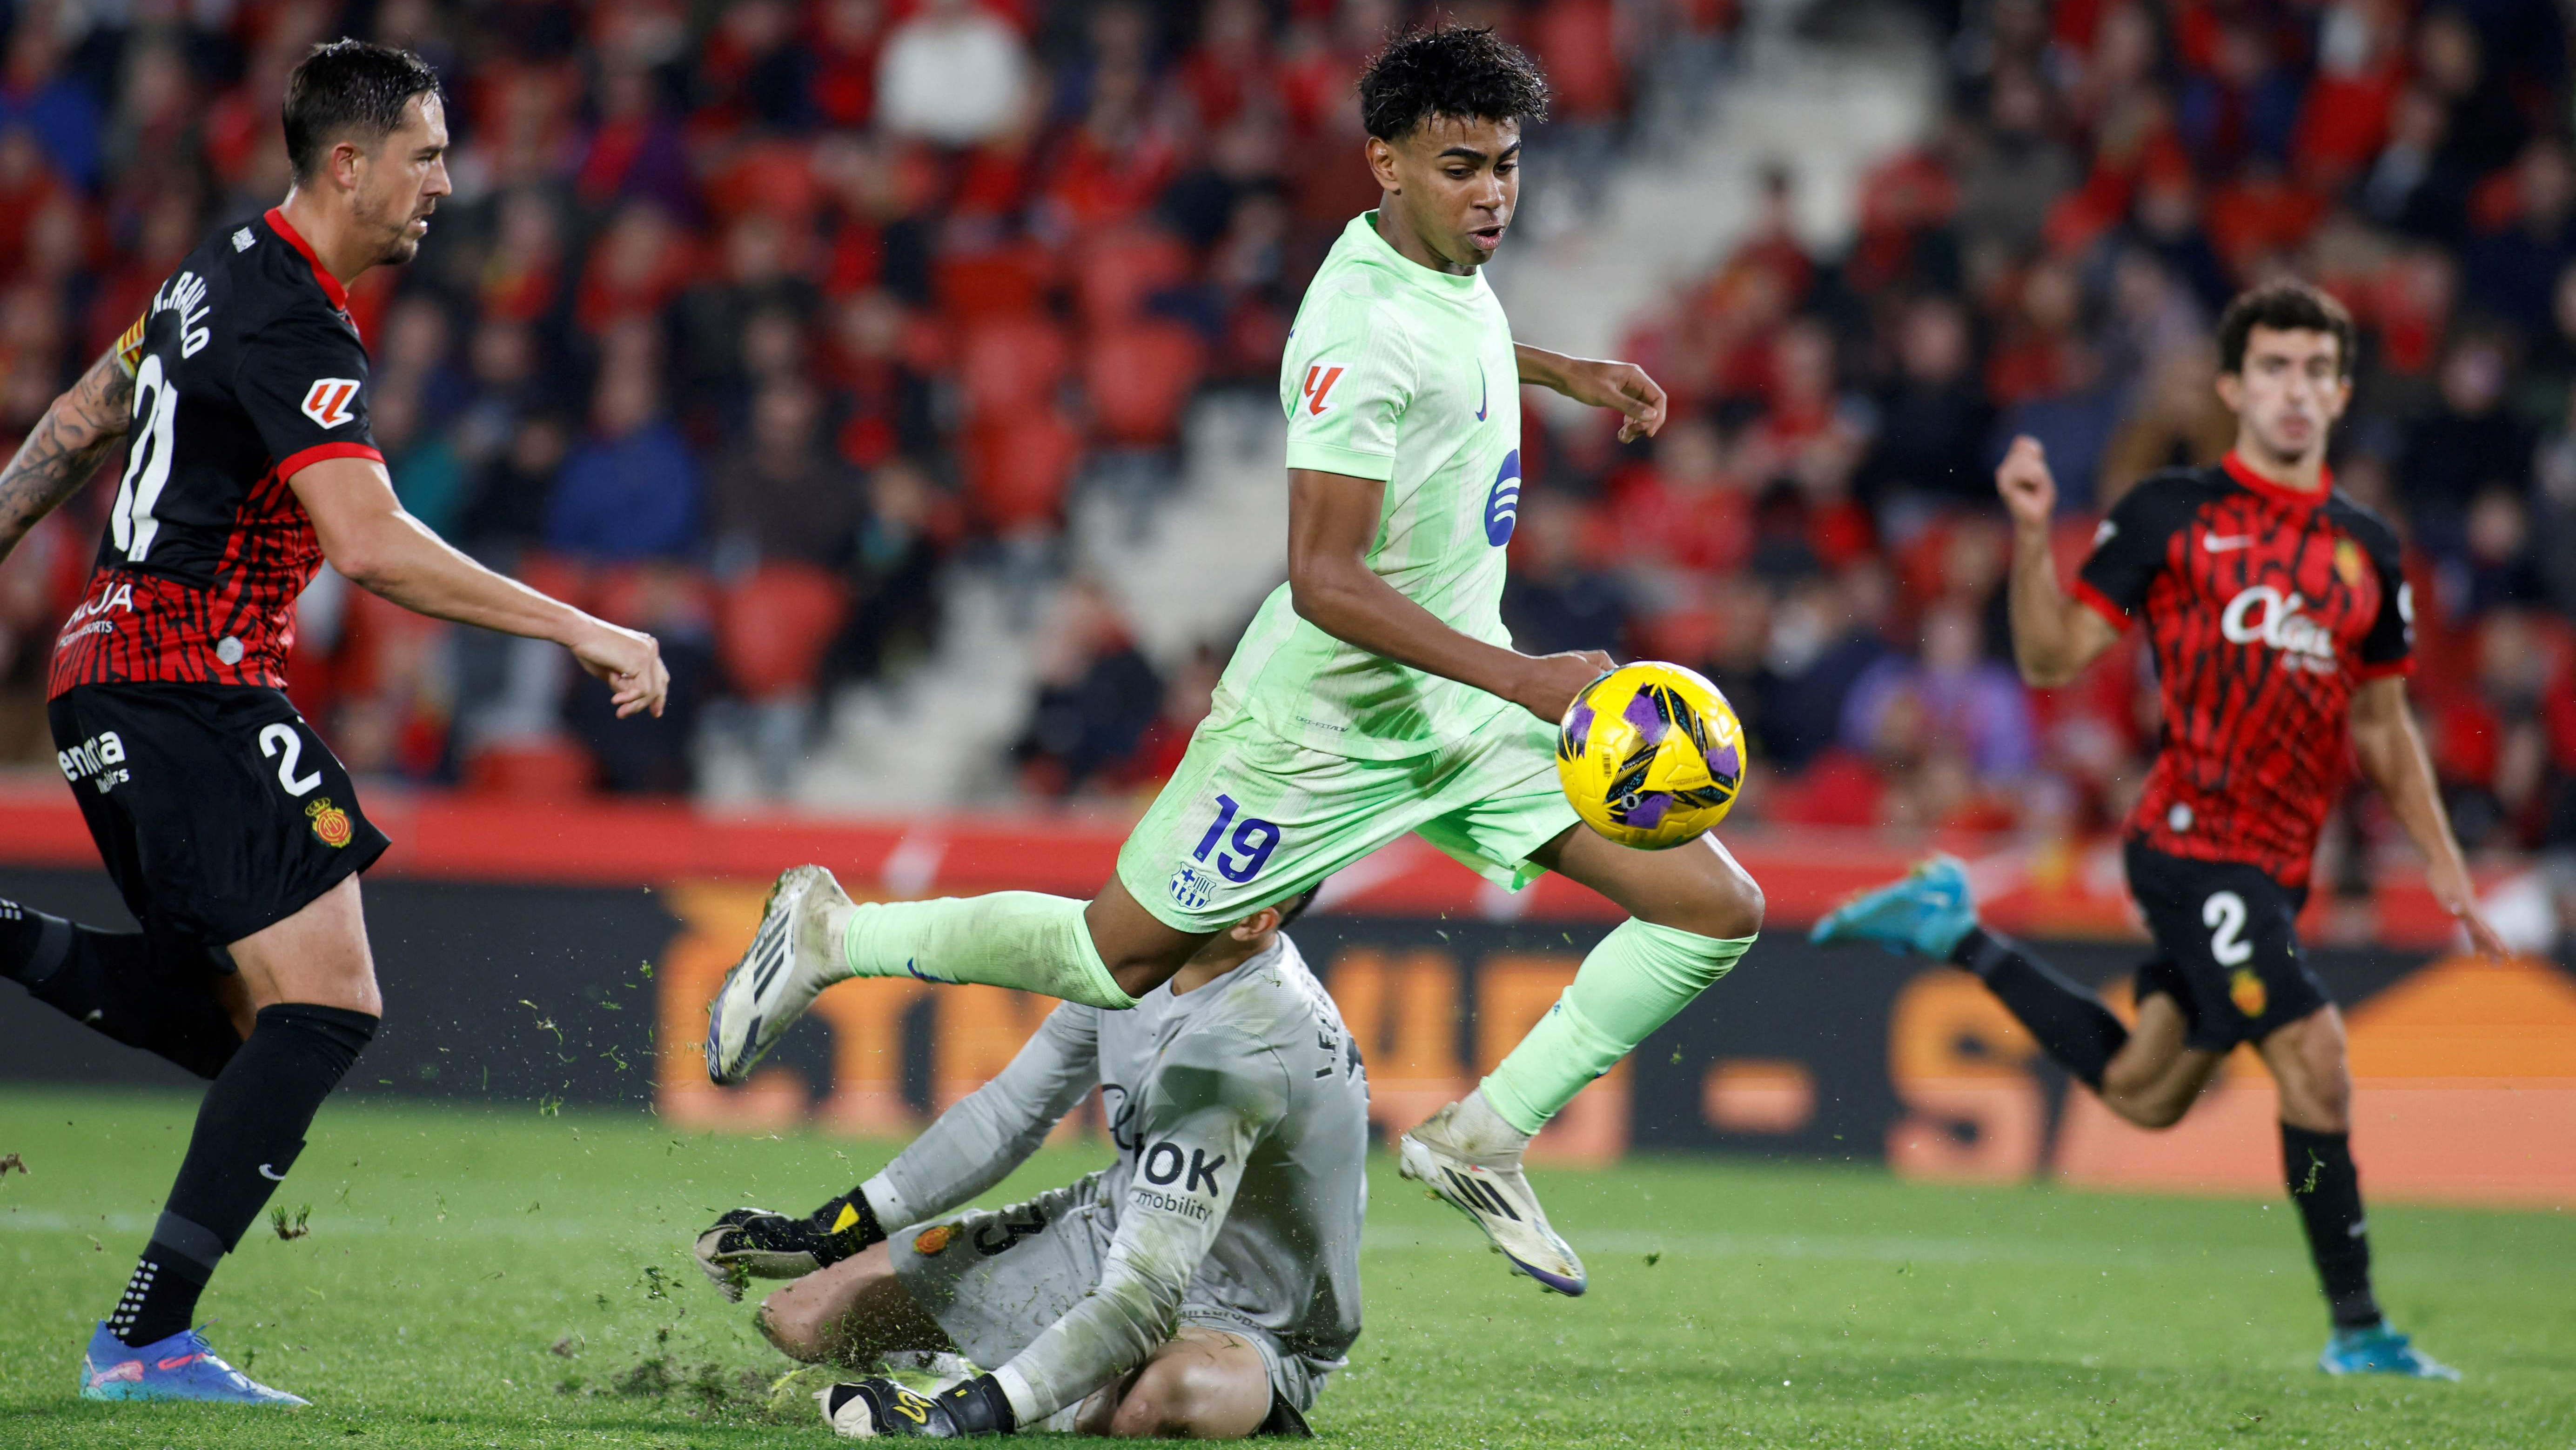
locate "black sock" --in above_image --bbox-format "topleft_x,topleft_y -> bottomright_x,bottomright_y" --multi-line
108,1237 -> 215,1347
113,1002 -> 377,1346
2282,1123 -> 2382,1331
3,901 -> 242,1079
1949,927 -> 2131,1090
0,896 -> 64,982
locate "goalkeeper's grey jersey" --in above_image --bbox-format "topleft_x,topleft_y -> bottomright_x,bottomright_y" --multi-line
861,935 -> 1369,1418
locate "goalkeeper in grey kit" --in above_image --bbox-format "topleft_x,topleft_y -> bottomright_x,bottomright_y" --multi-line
695,889 -> 1363,1438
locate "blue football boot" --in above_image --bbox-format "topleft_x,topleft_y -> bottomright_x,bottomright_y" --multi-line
2318,1324 -> 2461,1380
1808,854 -> 1978,959
79,1322 -> 310,1405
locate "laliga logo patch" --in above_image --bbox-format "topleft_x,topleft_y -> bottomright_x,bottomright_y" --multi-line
1484,448 -> 1522,547
1300,363 -> 1345,416
912,1225 -> 956,1257
300,378 -> 361,429
306,797 -> 353,848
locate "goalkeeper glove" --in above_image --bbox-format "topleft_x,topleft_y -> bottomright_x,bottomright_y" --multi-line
694,1189 -> 886,1300
819,1372 -> 1017,1438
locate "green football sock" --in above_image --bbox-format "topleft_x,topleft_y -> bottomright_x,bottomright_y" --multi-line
1481,919 -> 1755,1135
840,892 -> 1138,1010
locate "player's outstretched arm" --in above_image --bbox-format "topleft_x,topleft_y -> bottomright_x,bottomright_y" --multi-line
1997,435 -> 2120,687
1514,344 -> 1667,442
2348,676 -> 2509,957
1287,467 -> 1610,721
0,347 -> 135,564
695,1006 -> 1099,1299
288,455 -> 669,717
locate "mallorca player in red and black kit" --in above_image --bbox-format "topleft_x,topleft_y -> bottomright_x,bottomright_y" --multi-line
1814,282 -> 2504,1379
0,43 -> 668,1405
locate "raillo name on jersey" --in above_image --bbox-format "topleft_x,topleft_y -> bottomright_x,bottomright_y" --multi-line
150,270 -> 213,358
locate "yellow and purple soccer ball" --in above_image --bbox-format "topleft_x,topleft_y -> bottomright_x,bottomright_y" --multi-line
1555,662 -> 1746,849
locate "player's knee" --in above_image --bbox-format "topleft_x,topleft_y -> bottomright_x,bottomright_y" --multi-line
755,1291 -> 830,1362
1105,946 -> 1194,998
1114,1348 -> 1277,1440
1108,1358 -> 1216,1439
2104,1084 -> 2187,1130
1711,871 -> 1764,939
2132,1099 -> 2189,1130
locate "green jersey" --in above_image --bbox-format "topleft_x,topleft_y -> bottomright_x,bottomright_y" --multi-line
1213,211 -> 1524,760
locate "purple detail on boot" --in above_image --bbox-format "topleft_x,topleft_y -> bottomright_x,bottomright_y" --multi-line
1563,701 -> 1596,755
1508,1255 -> 1588,1296
1621,689 -> 1669,748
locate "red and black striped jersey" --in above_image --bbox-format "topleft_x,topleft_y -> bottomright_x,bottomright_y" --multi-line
48,207 -> 381,698
2074,453 -> 2413,889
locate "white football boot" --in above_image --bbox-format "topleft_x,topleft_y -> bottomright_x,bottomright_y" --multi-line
1397,1101 -> 1588,1296
705,864 -> 852,1085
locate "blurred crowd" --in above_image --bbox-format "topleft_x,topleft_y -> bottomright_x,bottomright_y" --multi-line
0,0 -> 2569,877
0,0 -> 1717,795
1488,0 -> 2576,882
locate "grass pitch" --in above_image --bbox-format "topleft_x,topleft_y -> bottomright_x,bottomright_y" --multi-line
2,1089 -> 2570,1449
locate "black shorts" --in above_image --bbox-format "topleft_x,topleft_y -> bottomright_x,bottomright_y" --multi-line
48,683 -> 389,963
2123,838 -> 2329,1052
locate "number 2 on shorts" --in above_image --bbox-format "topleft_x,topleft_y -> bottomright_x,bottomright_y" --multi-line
1193,793 -> 1281,884
260,722 -> 322,797
2202,890 -> 2252,966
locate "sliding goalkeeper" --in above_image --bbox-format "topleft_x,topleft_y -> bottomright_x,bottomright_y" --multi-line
693,891 -> 1362,1438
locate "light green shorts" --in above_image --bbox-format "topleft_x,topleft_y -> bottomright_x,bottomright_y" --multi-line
1116,704 -> 1581,933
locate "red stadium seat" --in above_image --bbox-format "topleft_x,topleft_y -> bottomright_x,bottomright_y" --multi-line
965,410 -> 1084,534
718,563 -> 852,700
1084,321 -> 1205,447
511,553 -> 594,614
594,561 -> 717,639
1073,226 -> 1194,329
934,248 -> 1053,324
958,316 -> 1072,421
463,736 -> 597,799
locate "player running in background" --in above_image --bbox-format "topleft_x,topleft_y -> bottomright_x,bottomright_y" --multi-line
1813,282 -> 2501,1379
0,42 -> 668,1405
694,891 -> 1361,1439
708,24 -> 1763,1300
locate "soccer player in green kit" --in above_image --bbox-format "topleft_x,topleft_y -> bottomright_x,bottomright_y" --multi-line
708,25 -> 1762,1324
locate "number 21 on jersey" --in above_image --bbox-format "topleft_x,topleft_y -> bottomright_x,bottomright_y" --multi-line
109,354 -> 180,562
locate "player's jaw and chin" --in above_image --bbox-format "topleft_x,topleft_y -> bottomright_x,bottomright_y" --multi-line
348,94 -> 448,271
1374,114 -> 1521,273
2221,327 -> 2351,474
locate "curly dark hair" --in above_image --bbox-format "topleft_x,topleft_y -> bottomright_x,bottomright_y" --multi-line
1358,24 -> 1552,142
2216,281 -> 2356,379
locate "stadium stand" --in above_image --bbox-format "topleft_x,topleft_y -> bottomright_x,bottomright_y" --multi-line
0,0 -> 2566,912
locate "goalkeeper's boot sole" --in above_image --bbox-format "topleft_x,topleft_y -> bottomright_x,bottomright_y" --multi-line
706,864 -> 851,1086
80,1323 -> 309,1405
2319,1326 -> 2462,1380
1809,853 -> 1978,959
1397,1106 -> 1587,1296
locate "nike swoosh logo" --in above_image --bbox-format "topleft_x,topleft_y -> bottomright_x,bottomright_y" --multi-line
258,1163 -> 288,1182
1475,373 -> 1488,421
2203,534 -> 2252,552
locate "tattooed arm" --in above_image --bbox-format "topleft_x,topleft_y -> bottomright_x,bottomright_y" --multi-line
0,347 -> 135,566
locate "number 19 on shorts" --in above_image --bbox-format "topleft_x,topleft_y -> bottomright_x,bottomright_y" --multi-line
1168,794 -> 1282,912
